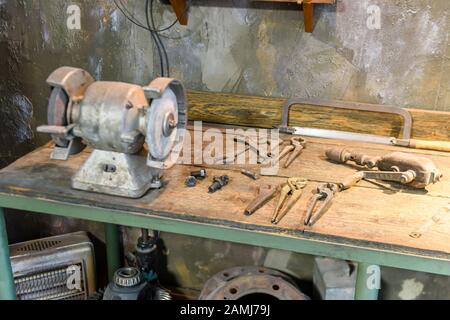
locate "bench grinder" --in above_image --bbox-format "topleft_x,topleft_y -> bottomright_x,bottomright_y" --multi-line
38,67 -> 188,198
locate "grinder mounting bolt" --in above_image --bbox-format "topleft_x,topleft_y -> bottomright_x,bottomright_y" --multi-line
208,175 -> 230,193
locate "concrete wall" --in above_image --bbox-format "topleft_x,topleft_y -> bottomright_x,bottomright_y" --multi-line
1,0 -> 449,299
161,0 -> 450,110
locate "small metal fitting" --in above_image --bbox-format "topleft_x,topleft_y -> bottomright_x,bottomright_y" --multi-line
185,176 -> 197,188
241,169 -> 259,180
114,267 -> 143,288
208,175 -> 230,193
191,168 -> 207,180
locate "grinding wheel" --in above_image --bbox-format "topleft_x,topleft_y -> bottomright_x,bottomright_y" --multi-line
47,87 -> 70,147
147,88 -> 179,161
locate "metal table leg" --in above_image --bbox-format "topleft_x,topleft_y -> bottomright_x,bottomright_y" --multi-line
355,262 -> 380,300
105,223 -> 121,280
0,208 -> 16,300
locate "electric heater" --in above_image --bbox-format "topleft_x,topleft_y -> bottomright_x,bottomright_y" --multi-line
9,231 -> 96,300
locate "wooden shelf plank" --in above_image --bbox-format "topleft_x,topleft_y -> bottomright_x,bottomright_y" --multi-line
253,0 -> 336,32
169,0 -> 335,32
186,90 -> 450,142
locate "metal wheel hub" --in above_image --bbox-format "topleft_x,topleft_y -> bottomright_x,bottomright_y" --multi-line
199,266 -> 310,300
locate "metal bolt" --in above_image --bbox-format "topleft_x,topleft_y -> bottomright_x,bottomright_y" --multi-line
185,176 -> 197,188
103,164 -> 117,173
191,169 -> 207,180
163,113 -> 177,137
241,169 -> 259,180
208,175 -> 230,193
168,119 -> 177,128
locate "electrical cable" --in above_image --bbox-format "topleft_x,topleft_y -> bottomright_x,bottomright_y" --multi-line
149,1 -> 190,33
114,0 -> 191,77
145,0 -> 165,77
150,0 -> 170,77
114,0 -> 189,33
114,0 -> 164,76
114,0 -> 149,31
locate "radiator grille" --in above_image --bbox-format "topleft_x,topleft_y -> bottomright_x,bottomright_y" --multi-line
16,240 -> 62,253
14,263 -> 87,300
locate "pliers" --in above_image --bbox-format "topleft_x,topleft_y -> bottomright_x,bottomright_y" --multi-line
303,183 -> 339,226
277,137 -> 307,168
271,177 -> 308,224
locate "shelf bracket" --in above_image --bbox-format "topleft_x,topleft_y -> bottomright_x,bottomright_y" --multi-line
252,0 -> 336,33
169,0 -> 189,26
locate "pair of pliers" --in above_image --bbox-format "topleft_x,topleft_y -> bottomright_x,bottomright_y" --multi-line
278,137 -> 307,168
271,177 -> 308,224
303,183 -> 339,226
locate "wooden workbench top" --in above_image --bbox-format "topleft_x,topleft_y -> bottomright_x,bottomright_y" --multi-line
1,124 -> 449,259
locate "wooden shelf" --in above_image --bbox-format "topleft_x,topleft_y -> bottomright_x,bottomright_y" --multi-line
169,0 -> 335,32
254,0 -> 336,32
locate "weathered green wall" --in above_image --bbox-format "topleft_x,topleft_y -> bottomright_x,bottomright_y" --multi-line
1,0 -> 449,299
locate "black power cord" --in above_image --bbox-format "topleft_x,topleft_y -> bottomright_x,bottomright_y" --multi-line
150,0 -> 170,77
145,0 -> 166,77
114,0 -> 148,31
114,0 -> 189,33
114,0 -> 191,77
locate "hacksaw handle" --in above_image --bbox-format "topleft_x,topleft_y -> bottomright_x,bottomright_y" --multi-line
409,139 -> 450,153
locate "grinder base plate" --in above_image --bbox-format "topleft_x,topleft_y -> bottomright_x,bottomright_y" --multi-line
72,150 -> 162,198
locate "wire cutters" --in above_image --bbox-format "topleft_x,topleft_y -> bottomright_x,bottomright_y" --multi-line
271,177 -> 308,224
303,183 -> 339,226
277,137 -> 307,168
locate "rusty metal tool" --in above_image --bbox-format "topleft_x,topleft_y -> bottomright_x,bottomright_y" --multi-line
234,135 -> 263,161
303,175 -> 368,226
191,168 -> 207,180
277,137 -> 307,168
303,147 -> 443,226
234,135 -> 282,164
279,98 -> 450,152
304,183 -> 339,226
185,176 -> 197,188
208,175 -> 230,193
271,177 -> 308,224
244,185 -> 278,216
241,169 -> 260,180
278,98 -> 413,146
218,135 -> 281,164
326,147 -> 443,188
